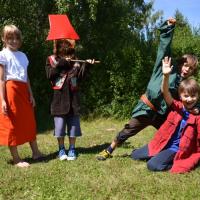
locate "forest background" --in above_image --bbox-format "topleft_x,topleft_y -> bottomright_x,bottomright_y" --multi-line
1,0 -> 200,130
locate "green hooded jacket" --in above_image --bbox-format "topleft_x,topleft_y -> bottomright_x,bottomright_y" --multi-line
132,20 -> 182,118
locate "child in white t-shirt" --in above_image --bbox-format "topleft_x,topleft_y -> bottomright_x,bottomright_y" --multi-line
0,25 -> 43,168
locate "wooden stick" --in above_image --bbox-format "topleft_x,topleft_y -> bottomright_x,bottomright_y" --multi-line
70,59 -> 100,63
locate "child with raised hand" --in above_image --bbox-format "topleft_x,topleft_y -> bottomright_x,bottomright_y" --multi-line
96,18 -> 199,161
0,25 -> 43,168
131,57 -> 200,173
45,38 -> 95,161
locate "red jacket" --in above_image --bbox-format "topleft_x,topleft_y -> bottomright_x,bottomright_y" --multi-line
148,100 -> 200,173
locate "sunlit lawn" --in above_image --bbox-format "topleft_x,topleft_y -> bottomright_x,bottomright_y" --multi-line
0,118 -> 200,200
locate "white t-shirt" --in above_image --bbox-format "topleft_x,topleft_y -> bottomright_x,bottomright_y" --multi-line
0,47 -> 29,82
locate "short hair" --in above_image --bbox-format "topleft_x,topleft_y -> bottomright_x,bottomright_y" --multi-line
178,78 -> 200,97
1,25 -> 22,47
177,54 -> 199,75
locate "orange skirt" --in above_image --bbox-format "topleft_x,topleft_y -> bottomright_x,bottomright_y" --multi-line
0,81 -> 36,146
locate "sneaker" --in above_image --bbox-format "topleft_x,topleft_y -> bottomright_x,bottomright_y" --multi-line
96,149 -> 113,161
67,149 -> 77,161
58,149 -> 68,161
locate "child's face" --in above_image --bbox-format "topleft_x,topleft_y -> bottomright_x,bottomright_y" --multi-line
5,34 -> 21,51
180,59 -> 196,78
180,91 -> 199,110
58,40 -> 72,50
57,40 -> 72,56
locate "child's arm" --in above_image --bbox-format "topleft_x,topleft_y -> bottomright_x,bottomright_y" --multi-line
161,57 -> 174,106
77,59 -> 95,78
151,18 -> 176,77
27,76 -> 35,107
0,64 -> 7,115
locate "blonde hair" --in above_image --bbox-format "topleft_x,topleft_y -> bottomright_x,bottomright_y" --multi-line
1,25 -> 22,47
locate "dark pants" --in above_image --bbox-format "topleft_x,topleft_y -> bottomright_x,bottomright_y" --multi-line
115,114 -> 166,145
131,145 -> 176,171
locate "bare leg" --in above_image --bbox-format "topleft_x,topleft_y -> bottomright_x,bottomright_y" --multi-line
110,116 -> 152,153
9,146 -> 30,168
110,140 -> 118,150
69,137 -> 76,146
29,139 -> 44,159
57,137 -> 65,147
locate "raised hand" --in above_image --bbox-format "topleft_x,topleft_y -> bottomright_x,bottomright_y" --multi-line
167,17 -> 176,25
162,57 -> 173,75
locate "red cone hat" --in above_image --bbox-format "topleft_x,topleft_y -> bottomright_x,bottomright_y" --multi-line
46,14 -> 80,40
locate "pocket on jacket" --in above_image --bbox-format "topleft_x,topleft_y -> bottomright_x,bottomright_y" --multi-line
179,132 -> 195,153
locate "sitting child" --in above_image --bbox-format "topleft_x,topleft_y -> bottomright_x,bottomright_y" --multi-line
131,56 -> 200,174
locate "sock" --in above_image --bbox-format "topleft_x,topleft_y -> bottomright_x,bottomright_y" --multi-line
59,145 -> 65,150
69,144 -> 75,150
107,146 -> 114,154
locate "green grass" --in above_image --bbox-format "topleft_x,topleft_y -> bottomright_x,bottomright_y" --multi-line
1,118 -> 200,200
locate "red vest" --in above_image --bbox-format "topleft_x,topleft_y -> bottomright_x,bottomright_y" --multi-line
148,100 -> 200,173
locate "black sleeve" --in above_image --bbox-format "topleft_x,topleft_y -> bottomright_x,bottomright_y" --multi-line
56,58 -> 71,72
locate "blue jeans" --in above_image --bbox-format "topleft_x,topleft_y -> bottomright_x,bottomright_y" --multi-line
54,115 -> 82,138
131,145 -> 176,171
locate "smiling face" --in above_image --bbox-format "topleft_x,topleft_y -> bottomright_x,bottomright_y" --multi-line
180,91 -> 199,110
5,34 -> 21,51
178,78 -> 200,111
1,25 -> 22,51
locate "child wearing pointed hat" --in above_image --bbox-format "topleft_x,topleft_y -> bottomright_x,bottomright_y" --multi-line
45,15 -> 95,160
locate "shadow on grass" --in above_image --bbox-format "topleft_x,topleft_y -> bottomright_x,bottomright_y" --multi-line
77,141 -> 135,155
6,142 -> 135,166
7,152 -> 59,165
27,151 -> 58,164
120,141 -> 134,149
76,143 -> 110,154
17,142 -> 112,164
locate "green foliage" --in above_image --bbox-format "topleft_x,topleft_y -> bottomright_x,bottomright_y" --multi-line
62,0 -> 154,118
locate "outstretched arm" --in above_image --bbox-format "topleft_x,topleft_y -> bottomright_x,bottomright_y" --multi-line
161,57 -> 174,106
151,18 -> 176,76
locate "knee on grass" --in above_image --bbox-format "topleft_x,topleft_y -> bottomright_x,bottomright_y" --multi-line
131,149 -> 147,160
147,159 -> 166,171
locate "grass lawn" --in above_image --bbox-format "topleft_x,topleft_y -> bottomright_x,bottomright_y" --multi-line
0,118 -> 200,200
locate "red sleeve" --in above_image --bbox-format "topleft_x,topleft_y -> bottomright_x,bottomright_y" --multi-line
169,99 -> 183,111
196,117 -> 200,152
